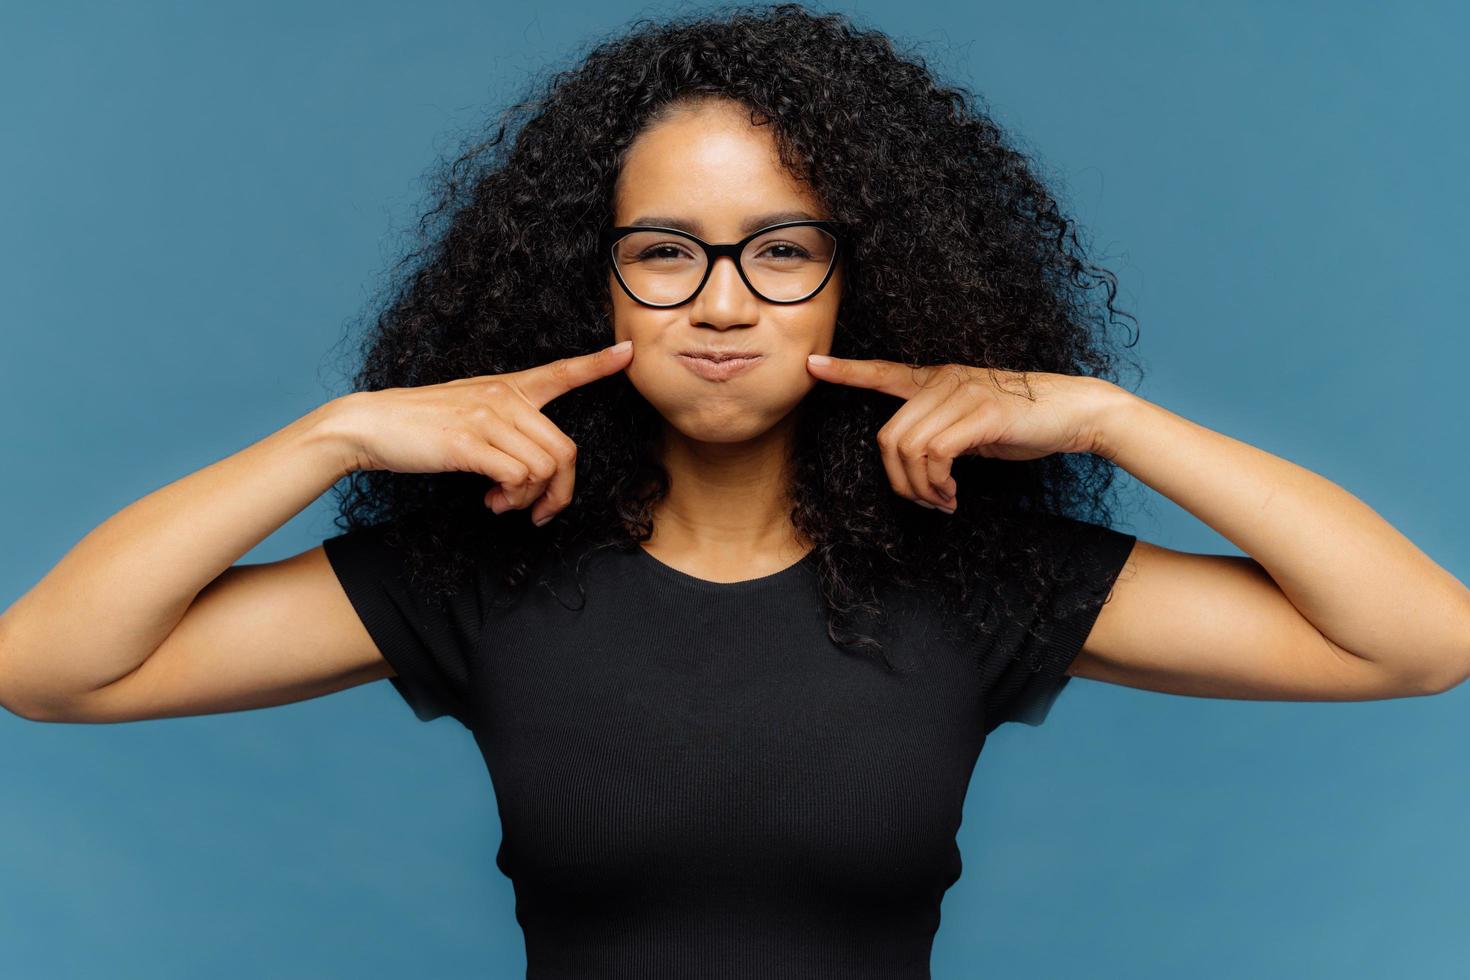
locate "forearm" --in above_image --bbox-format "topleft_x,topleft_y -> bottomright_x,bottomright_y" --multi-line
0,399 -> 359,709
1092,381 -> 1470,685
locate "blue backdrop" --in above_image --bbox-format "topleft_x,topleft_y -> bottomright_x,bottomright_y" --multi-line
3,1 -> 1467,977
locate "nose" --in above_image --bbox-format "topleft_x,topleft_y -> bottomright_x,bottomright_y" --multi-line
687,254 -> 760,327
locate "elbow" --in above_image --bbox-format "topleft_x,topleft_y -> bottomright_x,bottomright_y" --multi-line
0,671 -> 74,723
0,679 -> 92,723
2,696 -> 67,723
0,609 -> 99,723
0,673 -> 68,722
1410,659 -> 1467,698
2,702 -> 59,725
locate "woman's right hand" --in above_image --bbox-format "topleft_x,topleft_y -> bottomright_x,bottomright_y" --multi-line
334,339 -> 633,527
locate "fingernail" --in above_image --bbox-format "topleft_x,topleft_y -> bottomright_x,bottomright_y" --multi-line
807,354 -> 831,366
533,514 -> 553,527
938,485 -> 955,501
915,500 -> 936,510
610,340 -> 632,353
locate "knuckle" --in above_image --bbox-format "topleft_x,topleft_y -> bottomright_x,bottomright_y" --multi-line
896,437 -> 924,459
446,427 -> 482,454
464,402 -> 496,425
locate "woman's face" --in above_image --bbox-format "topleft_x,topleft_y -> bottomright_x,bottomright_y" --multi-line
607,99 -> 842,445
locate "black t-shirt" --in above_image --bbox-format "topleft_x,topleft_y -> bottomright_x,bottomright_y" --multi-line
322,515 -> 1136,979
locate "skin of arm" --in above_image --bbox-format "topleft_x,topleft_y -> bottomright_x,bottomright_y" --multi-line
0,400 -> 357,717
1088,380 -> 1470,694
804,354 -> 1470,700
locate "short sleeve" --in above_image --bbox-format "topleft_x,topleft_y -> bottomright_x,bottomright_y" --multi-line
981,514 -> 1137,736
322,522 -> 484,729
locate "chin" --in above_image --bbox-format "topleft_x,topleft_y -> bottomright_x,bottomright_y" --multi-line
644,397 -> 791,444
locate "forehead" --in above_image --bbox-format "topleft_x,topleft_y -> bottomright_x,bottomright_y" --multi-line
613,101 -> 824,225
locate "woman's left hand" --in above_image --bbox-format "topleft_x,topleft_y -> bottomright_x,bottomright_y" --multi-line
805,354 -> 1118,512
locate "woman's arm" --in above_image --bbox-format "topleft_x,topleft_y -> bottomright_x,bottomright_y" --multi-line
803,353 -> 1470,702
1085,383 -> 1470,695
0,400 -> 361,718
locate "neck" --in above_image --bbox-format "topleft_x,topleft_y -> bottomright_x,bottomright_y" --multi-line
646,413 -> 810,562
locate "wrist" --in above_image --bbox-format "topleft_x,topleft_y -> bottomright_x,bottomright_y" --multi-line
1081,377 -> 1143,462
298,394 -> 368,480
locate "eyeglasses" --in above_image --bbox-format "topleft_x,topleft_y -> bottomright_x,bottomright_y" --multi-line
602,219 -> 843,308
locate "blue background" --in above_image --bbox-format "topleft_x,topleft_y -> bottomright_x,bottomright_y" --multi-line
3,1 -> 1468,977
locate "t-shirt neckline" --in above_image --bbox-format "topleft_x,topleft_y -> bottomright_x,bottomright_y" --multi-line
633,544 -> 816,593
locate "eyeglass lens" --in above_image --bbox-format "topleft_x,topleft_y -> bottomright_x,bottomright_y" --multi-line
611,226 -> 837,305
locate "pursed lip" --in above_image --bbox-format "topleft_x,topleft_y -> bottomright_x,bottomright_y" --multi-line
677,349 -> 764,362
674,351 -> 765,381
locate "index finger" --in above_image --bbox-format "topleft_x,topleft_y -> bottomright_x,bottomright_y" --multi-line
517,340 -> 633,408
806,354 -> 928,400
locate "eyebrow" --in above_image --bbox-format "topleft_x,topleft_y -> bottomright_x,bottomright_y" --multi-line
624,210 -> 823,236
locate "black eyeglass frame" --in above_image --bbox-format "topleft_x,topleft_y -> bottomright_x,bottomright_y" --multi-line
601,219 -> 844,308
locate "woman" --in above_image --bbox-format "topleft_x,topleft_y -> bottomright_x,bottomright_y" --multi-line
3,4 -> 1465,977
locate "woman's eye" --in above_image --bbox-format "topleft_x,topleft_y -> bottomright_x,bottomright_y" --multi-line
637,244 -> 694,261
756,242 -> 811,260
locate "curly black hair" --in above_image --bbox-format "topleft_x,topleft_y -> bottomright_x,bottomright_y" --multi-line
326,2 -> 1143,671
